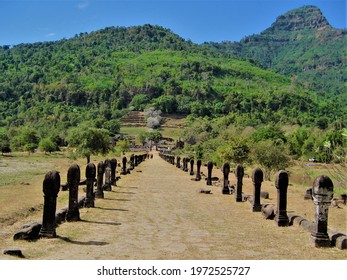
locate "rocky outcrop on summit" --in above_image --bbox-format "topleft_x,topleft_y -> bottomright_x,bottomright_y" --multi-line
265,5 -> 331,33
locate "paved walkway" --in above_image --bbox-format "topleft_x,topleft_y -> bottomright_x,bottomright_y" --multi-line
2,152 -> 346,260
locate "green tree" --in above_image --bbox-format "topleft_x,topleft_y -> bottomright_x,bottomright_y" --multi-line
250,125 -> 287,144
147,131 -> 162,150
288,127 -> 309,157
129,94 -> 150,110
251,140 -> 290,180
0,129 -> 10,155
10,127 -> 39,154
38,138 -> 57,154
218,137 -> 251,165
67,126 -> 111,163
153,95 -> 178,113
195,144 -> 204,159
116,139 -> 131,155
103,119 -> 121,135
137,131 -> 149,146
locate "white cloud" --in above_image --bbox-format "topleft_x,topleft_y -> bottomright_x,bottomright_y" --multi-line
46,33 -> 56,38
77,2 -> 90,10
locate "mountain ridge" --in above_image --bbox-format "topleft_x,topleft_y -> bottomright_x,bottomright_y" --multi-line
203,5 -> 346,102
0,5 -> 345,136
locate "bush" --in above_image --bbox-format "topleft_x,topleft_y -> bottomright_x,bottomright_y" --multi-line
38,138 -> 58,154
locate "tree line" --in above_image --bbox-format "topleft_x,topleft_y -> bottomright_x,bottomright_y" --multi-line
0,24 -> 345,165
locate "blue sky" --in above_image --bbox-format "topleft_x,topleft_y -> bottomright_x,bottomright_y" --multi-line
1,0 -> 346,46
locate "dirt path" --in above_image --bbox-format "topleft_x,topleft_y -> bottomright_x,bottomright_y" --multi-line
1,152 -> 346,260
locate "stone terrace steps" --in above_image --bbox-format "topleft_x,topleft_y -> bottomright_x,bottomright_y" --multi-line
120,111 -> 146,127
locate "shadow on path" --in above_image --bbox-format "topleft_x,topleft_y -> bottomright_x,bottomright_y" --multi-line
112,191 -> 136,195
115,186 -> 139,189
94,206 -> 129,212
80,219 -> 122,226
102,198 -> 131,202
57,236 -> 109,246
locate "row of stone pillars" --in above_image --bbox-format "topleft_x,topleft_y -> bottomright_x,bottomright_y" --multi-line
159,154 -> 204,182
159,153 -> 337,248
39,153 -> 149,238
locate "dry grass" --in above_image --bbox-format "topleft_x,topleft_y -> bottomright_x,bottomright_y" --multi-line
0,152 -> 346,260
288,161 -> 347,195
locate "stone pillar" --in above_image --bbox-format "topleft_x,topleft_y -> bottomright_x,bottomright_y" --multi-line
235,164 -> 244,202
252,168 -> 263,212
182,158 -> 187,172
129,154 -> 135,170
110,158 -> 117,185
189,159 -> 195,175
84,163 -> 96,208
206,161 -> 213,186
195,159 -> 202,181
311,175 -> 334,248
39,170 -> 60,238
104,166 -> 112,191
96,162 -> 105,198
222,163 -> 230,194
176,156 -> 181,168
274,170 -> 289,226
121,156 -> 127,175
66,164 -> 81,222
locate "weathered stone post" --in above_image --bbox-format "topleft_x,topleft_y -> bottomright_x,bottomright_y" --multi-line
235,164 -> 244,202
129,154 -> 135,170
274,170 -> 289,226
104,165 -> 112,191
176,156 -> 181,168
66,164 -> 81,222
206,161 -> 213,186
311,175 -> 334,247
134,155 -> 139,167
121,156 -> 127,175
183,158 -> 188,172
222,162 -> 230,194
110,158 -> 117,185
84,163 -> 96,208
96,162 -> 105,198
189,159 -> 195,175
39,170 -> 60,238
195,159 -> 202,181
252,168 -> 263,212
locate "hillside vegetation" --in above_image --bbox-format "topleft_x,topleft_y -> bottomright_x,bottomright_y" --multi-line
0,7 -> 345,166
204,6 -> 346,103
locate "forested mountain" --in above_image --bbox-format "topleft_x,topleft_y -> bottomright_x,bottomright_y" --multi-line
0,8 -> 345,163
203,6 -> 346,102
1,23 -> 329,131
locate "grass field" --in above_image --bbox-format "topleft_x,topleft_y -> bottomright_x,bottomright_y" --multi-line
288,161 -> 347,195
120,124 -> 184,142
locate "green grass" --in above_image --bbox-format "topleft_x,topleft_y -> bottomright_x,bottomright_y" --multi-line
0,155 -> 54,186
158,127 -> 183,139
120,126 -> 148,136
120,126 -> 183,143
0,151 -> 84,186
